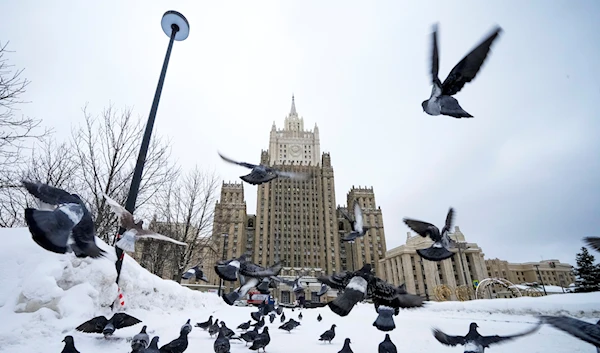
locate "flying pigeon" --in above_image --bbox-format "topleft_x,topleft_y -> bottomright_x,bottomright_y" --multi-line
340,201 -> 370,242
214,326 -> 231,353
537,315 -> 600,349
584,237 -> 600,253
75,313 -> 142,337
378,334 -> 397,353
196,315 -> 213,330
21,180 -> 105,258
238,320 -> 252,331
319,324 -> 337,343
61,336 -> 80,353
422,24 -> 503,118
182,265 -> 209,282
403,207 -> 457,262
144,336 -> 160,353
159,319 -> 192,353
338,338 -> 353,353
102,193 -> 188,252
249,327 -> 271,352
131,325 -> 150,352
317,283 -> 329,297
218,151 -> 311,185
372,281 -> 424,332
433,321 -> 541,352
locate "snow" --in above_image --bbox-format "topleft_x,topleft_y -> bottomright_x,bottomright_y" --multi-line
0,227 -> 599,352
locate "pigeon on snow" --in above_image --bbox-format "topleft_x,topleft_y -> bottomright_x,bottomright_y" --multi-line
61,336 -> 80,353
131,325 -> 150,352
214,326 -> 231,353
145,336 -> 161,353
538,315 -> 600,349
584,237 -> 600,253
75,312 -> 142,337
196,315 -> 213,330
317,313 -> 322,322
280,312 -> 286,323
218,151 -> 311,185
379,334 -> 397,353
237,320 -> 251,331
422,24 -> 503,118
159,319 -> 193,353
319,324 -> 337,343
21,180 -> 105,258
102,193 -> 187,252
209,319 -> 221,337
433,321 -> 541,352
279,319 -> 300,333
269,313 -> 276,323
182,265 -> 209,282
338,338 -> 353,353
298,312 -> 303,320
339,200 -> 370,242
240,326 -> 260,346
403,207 -> 457,262
249,327 -> 271,352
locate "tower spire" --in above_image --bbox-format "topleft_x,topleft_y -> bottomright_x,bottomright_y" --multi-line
290,94 -> 297,116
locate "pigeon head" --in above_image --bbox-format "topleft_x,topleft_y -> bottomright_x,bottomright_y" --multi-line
62,335 -> 74,344
141,325 -> 147,333
421,100 -> 428,111
345,338 -> 351,344
469,322 -> 479,330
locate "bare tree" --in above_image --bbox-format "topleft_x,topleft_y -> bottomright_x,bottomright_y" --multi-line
0,41 -> 52,187
145,167 -> 220,282
71,104 -> 179,243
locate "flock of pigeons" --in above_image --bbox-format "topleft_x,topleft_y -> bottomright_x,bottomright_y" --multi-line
13,22 -> 600,353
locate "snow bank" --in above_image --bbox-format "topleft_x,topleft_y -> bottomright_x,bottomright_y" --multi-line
0,227 -> 223,350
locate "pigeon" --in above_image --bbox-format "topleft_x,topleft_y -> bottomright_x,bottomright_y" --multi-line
144,336 -> 161,353
269,313 -> 275,323
538,315 -> 600,349
218,152 -> 311,185
280,312 -> 286,323
338,338 -> 353,353
131,325 -> 150,352
340,201 -> 370,242
317,283 -> 329,297
240,326 -> 260,346
209,319 -> 221,337
372,281 -> 424,332
223,277 -> 261,306
21,180 -> 105,258
159,319 -> 192,353
298,312 -> 303,320
276,306 -> 283,315
103,193 -> 187,252
317,314 -> 322,322
219,322 -> 240,340
196,315 -> 213,330
214,327 -> 231,353
378,334 -> 397,353
61,336 -> 80,353
433,321 -> 541,352
182,265 -> 209,282
251,317 -> 265,330
279,319 -> 301,333
249,327 -> 271,352
584,237 -> 600,253
238,320 -> 251,331
326,265 -> 373,317
403,207 -> 457,262
319,324 -> 337,343
75,312 -> 142,337
422,24 -> 502,118
251,311 -> 263,322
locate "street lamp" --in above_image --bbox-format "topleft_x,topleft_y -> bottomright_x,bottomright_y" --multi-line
111,10 -> 189,310
217,233 -> 229,296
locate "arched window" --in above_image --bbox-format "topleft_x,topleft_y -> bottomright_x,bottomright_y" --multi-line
248,219 -> 254,228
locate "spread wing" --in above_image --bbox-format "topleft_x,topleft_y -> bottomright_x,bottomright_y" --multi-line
441,207 -> 455,235
135,232 -> 188,247
317,271 -> 352,290
21,180 -> 80,205
339,208 -> 354,224
432,328 -> 466,346
403,218 -> 441,242
441,26 -> 502,96
111,313 -> 142,330
273,170 -> 311,180
430,23 -> 441,86
102,193 -> 136,229
584,237 -> 600,253
480,322 -> 541,347
218,151 -> 257,170
538,315 -> 600,348
76,316 -> 108,333
353,200 -> 365,232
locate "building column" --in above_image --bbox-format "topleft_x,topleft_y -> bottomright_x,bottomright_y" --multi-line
402,254 -> 416,294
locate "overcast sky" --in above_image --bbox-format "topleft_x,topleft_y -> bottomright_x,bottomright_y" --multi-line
2,1 -> 599,267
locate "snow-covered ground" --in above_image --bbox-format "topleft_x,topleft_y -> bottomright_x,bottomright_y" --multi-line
0,227 -> 598,352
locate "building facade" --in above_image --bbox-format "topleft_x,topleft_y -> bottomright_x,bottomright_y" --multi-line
379,227 -> 487,301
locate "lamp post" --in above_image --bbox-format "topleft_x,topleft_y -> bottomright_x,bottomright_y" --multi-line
111,10 -> 189,311
217,233 -> 229,296
534,264 -> 548,295
455,241 -> 471,300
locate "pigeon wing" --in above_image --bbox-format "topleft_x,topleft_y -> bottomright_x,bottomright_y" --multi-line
353,200 -> 365,232
102,193 -> 136,229
430,23 -> 442,86
538,315 -> 600,347
584,237 -> 600,253
135,232 -> 188,246
273,169 -> 311,181
441,207 -> 455,235
438,96 -> 472,118
218,152 -> 257,170
432,328 -> 466,346
403,218 -> 441,242
76,316 -> 108,333
21,180 -> 79,205
480,322 -> 542,347
111,313 -> 142,330
441,26 -> 502,96
339,208 -> 354,224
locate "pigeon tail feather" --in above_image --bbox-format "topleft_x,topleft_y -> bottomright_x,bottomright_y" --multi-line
417,245 -> 455,262
373,306 -> 396,332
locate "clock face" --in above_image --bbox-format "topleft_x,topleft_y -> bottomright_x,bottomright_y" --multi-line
290,144 -> 301,157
